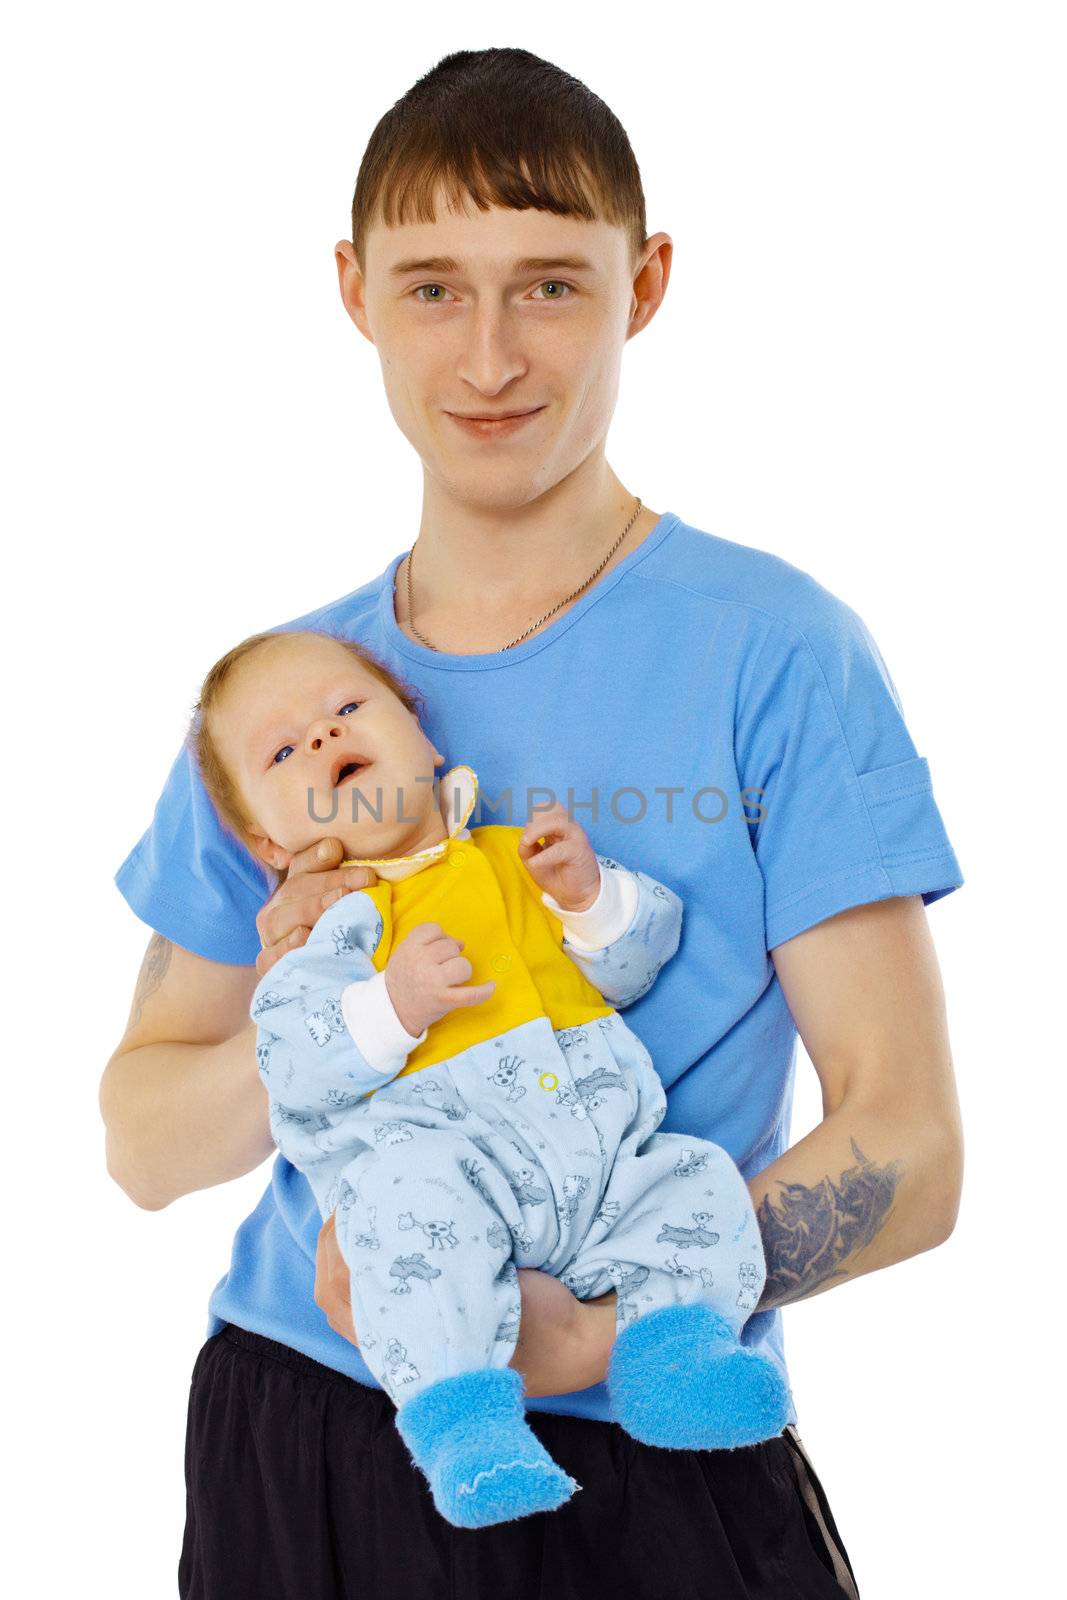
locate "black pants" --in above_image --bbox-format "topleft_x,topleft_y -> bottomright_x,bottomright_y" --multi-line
179,1323 -> 861,1600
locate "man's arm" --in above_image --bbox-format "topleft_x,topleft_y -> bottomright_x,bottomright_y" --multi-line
748,892 -> 964,1310
100,843 -> 380,1211
569,892 -> 964,1383
99,933 -> 272,1210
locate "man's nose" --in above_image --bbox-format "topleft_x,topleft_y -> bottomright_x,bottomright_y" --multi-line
457,307 -> 526,391
305,718 -> 346,754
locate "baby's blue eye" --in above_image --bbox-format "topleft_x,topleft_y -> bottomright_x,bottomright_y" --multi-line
271,702 -> 362,766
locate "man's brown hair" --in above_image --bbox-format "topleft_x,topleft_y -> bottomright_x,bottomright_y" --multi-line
188,628 -> 426,859
349,47 -> 648,274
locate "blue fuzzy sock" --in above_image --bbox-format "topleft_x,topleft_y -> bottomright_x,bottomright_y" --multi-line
394,1365 -> 580,1529
607,1303 -> 792,1451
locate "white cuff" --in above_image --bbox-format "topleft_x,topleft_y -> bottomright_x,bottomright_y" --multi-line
340,970 -> 428,1078
541,864 -> 640,952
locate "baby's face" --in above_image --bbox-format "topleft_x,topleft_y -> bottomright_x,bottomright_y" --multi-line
212,633 -> 445,871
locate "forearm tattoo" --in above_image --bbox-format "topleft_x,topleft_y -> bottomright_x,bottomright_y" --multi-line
131,933 -> 172,1027
754,1136 -> 903,1310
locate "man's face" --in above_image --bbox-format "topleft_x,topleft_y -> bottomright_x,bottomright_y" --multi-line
337,189 -> 654,508
211,633 -> 443,870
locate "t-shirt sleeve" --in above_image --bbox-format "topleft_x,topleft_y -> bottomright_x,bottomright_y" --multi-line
113,733 -> 274,965
737,594 -> 964,952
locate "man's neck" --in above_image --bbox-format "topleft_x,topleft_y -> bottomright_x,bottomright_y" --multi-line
395,482 -> 659,654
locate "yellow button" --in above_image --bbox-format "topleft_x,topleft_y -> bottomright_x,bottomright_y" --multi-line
449,850 -> 466,868
490,953 -> 512,973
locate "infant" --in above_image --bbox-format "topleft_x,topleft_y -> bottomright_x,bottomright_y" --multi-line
191,625 -> 790,1530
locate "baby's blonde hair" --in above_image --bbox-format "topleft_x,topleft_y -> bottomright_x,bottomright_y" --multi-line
188,627 -> 426,855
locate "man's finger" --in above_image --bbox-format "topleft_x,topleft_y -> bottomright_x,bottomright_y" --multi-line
313,1211 -> 337,1307
256,924 -> 311,977
314,1213 -> 358,1345
287,837 -> 346,878
256,867 -> 378,953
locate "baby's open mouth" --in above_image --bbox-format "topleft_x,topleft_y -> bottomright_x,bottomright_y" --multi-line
331,756 -> 371,789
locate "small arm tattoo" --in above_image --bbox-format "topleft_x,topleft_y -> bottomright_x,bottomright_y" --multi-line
131,933 -> 172,1027
754,1136 -> 903,1310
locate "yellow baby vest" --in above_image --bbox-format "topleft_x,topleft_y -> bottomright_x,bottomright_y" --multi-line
354,826 -> 615,1086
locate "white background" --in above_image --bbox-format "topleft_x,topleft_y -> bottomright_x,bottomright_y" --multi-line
4,3 -> 1063,1595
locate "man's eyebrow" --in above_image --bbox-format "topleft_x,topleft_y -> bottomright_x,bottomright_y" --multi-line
388,254 -> 599,279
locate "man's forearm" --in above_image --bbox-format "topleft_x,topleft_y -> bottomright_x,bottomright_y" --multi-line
747,1094 -> 963,1312
101,1018 -> 276,1209
570,1094 -> 962,1387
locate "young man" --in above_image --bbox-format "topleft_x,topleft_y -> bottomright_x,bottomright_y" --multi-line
101,46 -> 964,1599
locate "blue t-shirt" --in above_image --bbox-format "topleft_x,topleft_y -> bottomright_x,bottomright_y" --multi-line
113,510 -> 964,1425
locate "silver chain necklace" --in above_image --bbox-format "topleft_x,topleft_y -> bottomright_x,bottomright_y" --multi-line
399,496 -> 644,653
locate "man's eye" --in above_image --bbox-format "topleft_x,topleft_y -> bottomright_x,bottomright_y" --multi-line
412,281 -> 572,303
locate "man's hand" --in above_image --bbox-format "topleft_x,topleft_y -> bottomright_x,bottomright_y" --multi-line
509,1267 -> 618,1397
314,1210 -> 358,1344
517,802 -> 601,912
256,837 -> 379,978
313,1209 -> 619,1395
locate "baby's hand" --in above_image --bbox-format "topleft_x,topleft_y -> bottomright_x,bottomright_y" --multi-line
517,802 -> 601,913
384,922 -> 496,1038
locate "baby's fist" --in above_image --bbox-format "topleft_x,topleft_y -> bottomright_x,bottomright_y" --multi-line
517,803 -> 601,912
384,921 -> 496,1037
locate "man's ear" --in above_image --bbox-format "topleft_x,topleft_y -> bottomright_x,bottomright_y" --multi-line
335,240 -> 373,344
246,830 -> 293,874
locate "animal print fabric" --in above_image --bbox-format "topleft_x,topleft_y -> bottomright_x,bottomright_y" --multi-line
312,1010 -> 767,1406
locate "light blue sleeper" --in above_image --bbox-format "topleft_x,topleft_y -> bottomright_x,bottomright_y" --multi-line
251,827 -> 790,1527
